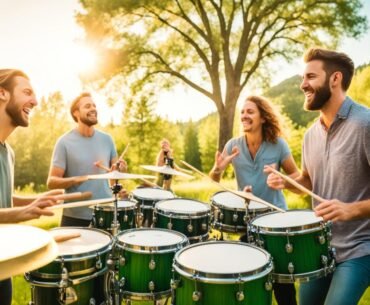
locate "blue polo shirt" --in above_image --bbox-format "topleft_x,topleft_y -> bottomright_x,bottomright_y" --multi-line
225,136 -> 291,210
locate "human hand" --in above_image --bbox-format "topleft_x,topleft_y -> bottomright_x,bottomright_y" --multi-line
264,164 -> 285,190
314,199 -> 352,222
214,146 -> 239,172
15,195 -> 59,222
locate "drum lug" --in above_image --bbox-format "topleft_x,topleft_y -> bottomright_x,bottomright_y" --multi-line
192,291 -> 201,302
288,262 -> 294,274
149,258 -> 156,270
201,222 -> 207,231
98,217 -> 104,227
119,255 -> 126,266
256,238 -> 264,248
236,291 -> 244,301
170,278 -> 180,289
285,243 -> 293,253
89,298 -> 96,305
321,255 -> 328,267
219,212 -> 224,220
119,277 -> 125,288
233,212 -> 238,223
168,221 -> 173,230
243,214 -> 249,224
148,280 -> 155,291
152,215 -> 157,223
318,234 -> 326,245
265,280 -> 273,291
96,255 -> 102,270
187,223 -> 194,233
123,214 -> 128,222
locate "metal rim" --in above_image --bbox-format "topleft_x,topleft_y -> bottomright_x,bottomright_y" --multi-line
154,198 -> 210,216
94,201 -> 136,212
173,241 -> 272,283
154,210 -> 210,219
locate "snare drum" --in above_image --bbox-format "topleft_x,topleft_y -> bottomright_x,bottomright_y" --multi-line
211,191 -> 271,233
26,227 -> 112,305
250,210 -> 335,283
131,187 -> 175,227
91,199 -> 137,233
116,228 -> 188,301
172,241 -> 273,305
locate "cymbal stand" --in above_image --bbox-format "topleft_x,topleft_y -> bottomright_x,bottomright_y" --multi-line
110,179 -> 122,236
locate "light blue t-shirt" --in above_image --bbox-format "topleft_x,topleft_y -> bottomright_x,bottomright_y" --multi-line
0,143 -> 14,209
52,129 -> 117,220
225,136 -> 291,210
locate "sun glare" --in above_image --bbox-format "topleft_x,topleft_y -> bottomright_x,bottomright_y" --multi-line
71,45 -> 98,74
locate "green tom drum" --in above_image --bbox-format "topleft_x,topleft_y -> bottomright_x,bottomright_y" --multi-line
211,191 -> 272,233
131,187 -> 175,227
26,227 -> 112,305
250,210 -> 335,283
116,228 -> 188,301
91,199 -> 137,233
172,241 -> 273,305
153,198 -> 211,242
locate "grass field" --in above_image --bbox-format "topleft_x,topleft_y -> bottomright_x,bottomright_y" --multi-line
12,179 -> 369,305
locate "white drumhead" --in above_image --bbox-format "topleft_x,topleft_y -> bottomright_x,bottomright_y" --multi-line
101,200 -> 136,209
212,191 -> 266,210
156,199 -> 210,214
132,188 -> 175,200
252,210 -> 323,228
50,228 -> 111,255
177,242 -> 269,274
118,229 -> 184,247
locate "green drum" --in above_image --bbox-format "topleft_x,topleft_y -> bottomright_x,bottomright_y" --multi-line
91,199 -> 137,233
172,241 -> 273,305
131,187 -> 175,227
116,228 -> 188,301
25,227 -> 113,305
211,191 -> 272,233
154,198 -> 211,243
250,210 -> 335,283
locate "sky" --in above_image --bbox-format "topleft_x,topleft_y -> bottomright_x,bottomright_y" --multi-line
1,0 -> 370,124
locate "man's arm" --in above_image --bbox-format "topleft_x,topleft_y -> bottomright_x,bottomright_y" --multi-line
47,166 -> 88,190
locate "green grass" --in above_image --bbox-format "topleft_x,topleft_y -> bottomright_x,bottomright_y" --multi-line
12,179 -> 369,305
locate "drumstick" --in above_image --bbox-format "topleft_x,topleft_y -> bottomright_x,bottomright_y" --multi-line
49,198 -> 114,210
180,160 -> 285,213
53,232 -> 81,243
265,165 -> 325,203
55,192 -> 92,202
119,143 -> 130,159
94,161 -> 110,172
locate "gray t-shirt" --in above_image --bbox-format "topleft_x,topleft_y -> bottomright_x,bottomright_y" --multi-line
51,129 -> 117,220
225,136 -> 291,210
303,97 -> 370,263
0,143 -> 14,209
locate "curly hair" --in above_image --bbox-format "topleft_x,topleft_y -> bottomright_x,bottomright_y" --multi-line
245,95 -> 282,143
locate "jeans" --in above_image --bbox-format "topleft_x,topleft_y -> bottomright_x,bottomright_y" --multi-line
299,255 -> 370,305
0,278 -> 12,305
274,282 -> 297,305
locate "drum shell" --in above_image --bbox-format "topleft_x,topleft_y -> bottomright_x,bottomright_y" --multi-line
172,241 -> 273,305
92,200 -> 137,233
116,228 -> 189,296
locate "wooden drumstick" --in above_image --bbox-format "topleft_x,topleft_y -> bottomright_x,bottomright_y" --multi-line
265,165 -> 325,203
139,178 -> 163,189
94,161 -> 110,172
180,160 -> 285,213
119,143 -> 130,159
49,198 -> 114,210
53,232 -> 81,243
55,191 -> 92,202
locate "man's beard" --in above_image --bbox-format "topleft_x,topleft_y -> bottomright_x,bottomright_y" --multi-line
5,95 -> 29,127
80,113 -> 98,126
304,78 -> 331,111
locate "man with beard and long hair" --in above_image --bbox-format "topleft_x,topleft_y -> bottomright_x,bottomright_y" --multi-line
209,95 -> 300,305
47,92 -> 126,227
0,69 -> 62,305
266,47 -> 370,305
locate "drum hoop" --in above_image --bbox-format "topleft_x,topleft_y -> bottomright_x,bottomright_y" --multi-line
116,228 -> 189,254
211,201 -> 246,212
250,210 -> 324,234
131,188 -> 175,201
154,209 -> 211,219
173,241 -> 272,283
50,227 -> 113,260
29,266 -> 97,279
122,289 -> 172,301
95,202 -> 136,212
155,198 -> 211,216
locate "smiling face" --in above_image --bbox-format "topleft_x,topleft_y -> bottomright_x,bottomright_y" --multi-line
74,96 -> 98,126
301,60 -> 332,111
5,76 -> 37,127
240,100 -> 265,133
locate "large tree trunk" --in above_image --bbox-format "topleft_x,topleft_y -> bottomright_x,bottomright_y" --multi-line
217,104 -> 236,152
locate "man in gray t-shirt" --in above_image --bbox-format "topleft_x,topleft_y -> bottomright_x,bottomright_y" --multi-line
267,48 -> 370,305
47,92 -> 125,227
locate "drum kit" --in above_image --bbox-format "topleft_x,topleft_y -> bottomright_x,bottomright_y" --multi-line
1,164 -> 336,305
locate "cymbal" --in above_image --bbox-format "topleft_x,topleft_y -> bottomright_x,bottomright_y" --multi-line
88,170 -> 156,180
141,165 -> 193,178
0,225 -> 58,280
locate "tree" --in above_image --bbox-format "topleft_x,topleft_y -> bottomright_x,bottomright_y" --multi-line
348,64 -> 370,107
77,0 -> 367,151
183,121 -> 202,170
